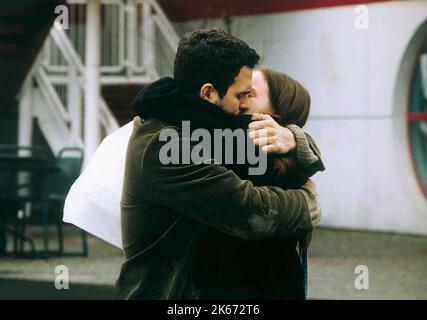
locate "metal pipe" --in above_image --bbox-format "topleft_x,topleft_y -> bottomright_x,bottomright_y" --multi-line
18,77 -> 33,152
143,0 -> 155,77
17,77 -> 33,207
84,0 -> 101,163
68,66 -> 82,145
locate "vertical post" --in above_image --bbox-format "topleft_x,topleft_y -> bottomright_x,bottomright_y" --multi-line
18,77 -> 33,221
18,77 -> 33,151
143,0 -> 155,77
126,2 -> 136,78
68,66 -> 81,145
84,0 -> 101,163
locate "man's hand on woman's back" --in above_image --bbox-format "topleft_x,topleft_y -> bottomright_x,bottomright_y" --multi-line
248,113 -> 297,154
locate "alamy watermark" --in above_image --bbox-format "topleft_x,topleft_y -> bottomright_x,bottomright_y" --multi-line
354,265 -> 369,290
354,5 -> 369,30
54,265 -> 69,290
54,5 -> 69,30
158,121 -> 268,176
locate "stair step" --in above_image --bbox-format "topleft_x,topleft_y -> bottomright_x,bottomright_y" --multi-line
0,24 -> 33,35
0,41 -> 25,52
0,5 -> 55,17
0,20 -> 46,35
0,0 -> 63,112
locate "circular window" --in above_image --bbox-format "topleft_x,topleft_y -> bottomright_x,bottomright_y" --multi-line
408,43 -> 427,197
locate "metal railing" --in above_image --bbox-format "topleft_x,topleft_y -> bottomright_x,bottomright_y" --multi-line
43,0 -> 178,81
27,0 -> 179,155
32,26 -> 119,154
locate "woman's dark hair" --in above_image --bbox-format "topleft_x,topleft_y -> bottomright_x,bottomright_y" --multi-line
258,68 -> 312,189
174,29 -> 260,97
259,68 -> 311,128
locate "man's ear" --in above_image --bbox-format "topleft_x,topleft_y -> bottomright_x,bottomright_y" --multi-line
199,83 -> 220,104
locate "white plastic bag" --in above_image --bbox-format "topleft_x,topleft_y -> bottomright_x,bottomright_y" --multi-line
63,121 -> 134,249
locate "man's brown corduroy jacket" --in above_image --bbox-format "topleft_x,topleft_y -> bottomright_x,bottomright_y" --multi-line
115,116 -> 315,300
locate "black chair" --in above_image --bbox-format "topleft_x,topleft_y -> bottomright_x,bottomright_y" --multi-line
0,145 -> 51,257
42,147 -> 87,257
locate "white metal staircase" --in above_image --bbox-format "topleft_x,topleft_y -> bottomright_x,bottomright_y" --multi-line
21,0 -> 179,156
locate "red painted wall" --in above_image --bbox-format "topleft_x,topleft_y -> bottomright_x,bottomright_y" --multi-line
158,0 -> 392,22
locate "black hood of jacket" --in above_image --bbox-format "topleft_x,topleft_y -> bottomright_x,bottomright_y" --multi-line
131,76 -> 254,132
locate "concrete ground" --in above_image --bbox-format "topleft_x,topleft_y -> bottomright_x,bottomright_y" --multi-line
0,225 -> 426,299
308,227 -> 427,299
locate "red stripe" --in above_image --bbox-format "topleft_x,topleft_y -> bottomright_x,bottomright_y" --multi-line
158,0 -> 392,22
408,112 -> 427,122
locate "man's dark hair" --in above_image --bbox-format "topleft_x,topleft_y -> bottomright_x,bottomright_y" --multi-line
174,29 -> 260,97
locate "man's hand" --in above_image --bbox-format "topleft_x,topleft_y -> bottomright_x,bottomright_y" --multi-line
248,113 -> 296,154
